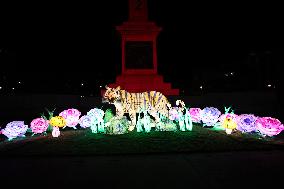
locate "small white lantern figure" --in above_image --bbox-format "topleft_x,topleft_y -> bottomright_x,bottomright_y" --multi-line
52,127 -> 60,137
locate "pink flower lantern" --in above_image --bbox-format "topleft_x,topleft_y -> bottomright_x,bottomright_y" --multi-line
59,108 -> 81,129
255,117 -> 284,137
188,108 -> 202,123
30,118 -> 49,134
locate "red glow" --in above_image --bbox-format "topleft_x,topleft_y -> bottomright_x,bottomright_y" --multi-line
108,0 -> 179,95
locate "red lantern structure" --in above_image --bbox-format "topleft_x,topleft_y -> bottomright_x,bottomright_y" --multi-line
108,0 -> 179,95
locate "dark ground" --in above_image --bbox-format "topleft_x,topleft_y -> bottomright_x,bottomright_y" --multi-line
1,150 -> 284,188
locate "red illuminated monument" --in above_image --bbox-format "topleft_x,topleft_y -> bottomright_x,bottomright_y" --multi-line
108,0 -> 179,95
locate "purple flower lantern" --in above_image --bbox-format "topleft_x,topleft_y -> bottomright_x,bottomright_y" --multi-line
1,121 -> 28,140
200,107 -> 221,126
79,115 -> 95,128
236,114 -> 257,133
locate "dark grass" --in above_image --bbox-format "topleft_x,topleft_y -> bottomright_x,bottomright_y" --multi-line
1,124 -> 284,157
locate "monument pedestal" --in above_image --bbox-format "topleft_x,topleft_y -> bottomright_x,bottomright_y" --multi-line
108,0 -> 179,95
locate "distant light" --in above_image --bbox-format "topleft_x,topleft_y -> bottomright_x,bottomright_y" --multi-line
81,83 -> 84,86
99,85 -> 102,88
225,73 -> 229,77
80,95 -> 84,98
0,86 -> 2,90
12,87 -> 15,90
230,72 -> 234,75
200,86 -> 203,90
18,81 -> 21,84
267,84 -> 272,87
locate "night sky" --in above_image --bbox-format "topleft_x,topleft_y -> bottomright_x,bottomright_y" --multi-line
1,0 -> 283,96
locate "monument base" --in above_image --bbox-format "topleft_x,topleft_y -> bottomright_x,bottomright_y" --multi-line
107,74 -> 179,95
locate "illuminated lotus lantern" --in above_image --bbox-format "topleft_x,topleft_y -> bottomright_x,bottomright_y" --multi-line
255,117 -> 284,137
59,108 -> 81,129
237,114 -> 257,133
219,114 -> 238,134
87,108 -> 105,133
1,121 -> 28,140
30,118 -> 49,135
79,115 -> 94,129
200,107 -> 221,127
188,108 -> 202,123
49,116 -> 66,137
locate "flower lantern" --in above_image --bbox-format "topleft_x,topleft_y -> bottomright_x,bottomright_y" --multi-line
219,114 -> 238,134
79,115 -> 95,129
49,116 -> 66,137
1,121 -> 28,140
30,118 -> 49,134
87,108 -> 105,133
188,108 -> 202,123
237,114 -> 257,133
255,117 -> 284,137
59,108 -> 81,129
200,107 -> 221,126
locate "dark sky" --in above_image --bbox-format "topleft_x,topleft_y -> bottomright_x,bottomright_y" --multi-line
1,0 -> 283,95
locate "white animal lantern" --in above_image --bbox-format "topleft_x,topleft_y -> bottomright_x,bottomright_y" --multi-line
176,100 -> 193,131
136,110 -> 152,133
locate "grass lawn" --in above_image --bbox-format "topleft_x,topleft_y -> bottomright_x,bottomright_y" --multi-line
1,124 -> 284,156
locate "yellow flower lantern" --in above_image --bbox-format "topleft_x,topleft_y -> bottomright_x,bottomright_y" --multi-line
49,116 -> 66,137
221,115 -> 237,134
49,116 -> 66,128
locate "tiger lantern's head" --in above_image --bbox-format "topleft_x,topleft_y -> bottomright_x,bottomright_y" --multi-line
102,85 -> 121,104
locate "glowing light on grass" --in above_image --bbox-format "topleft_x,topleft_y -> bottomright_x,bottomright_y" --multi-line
30,118 -> 49,134
59,108 -> 81,129
236,114 -> 257,133
200,107 -> 221,127
1,121 -> 28,140
255,117 -> 284,137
